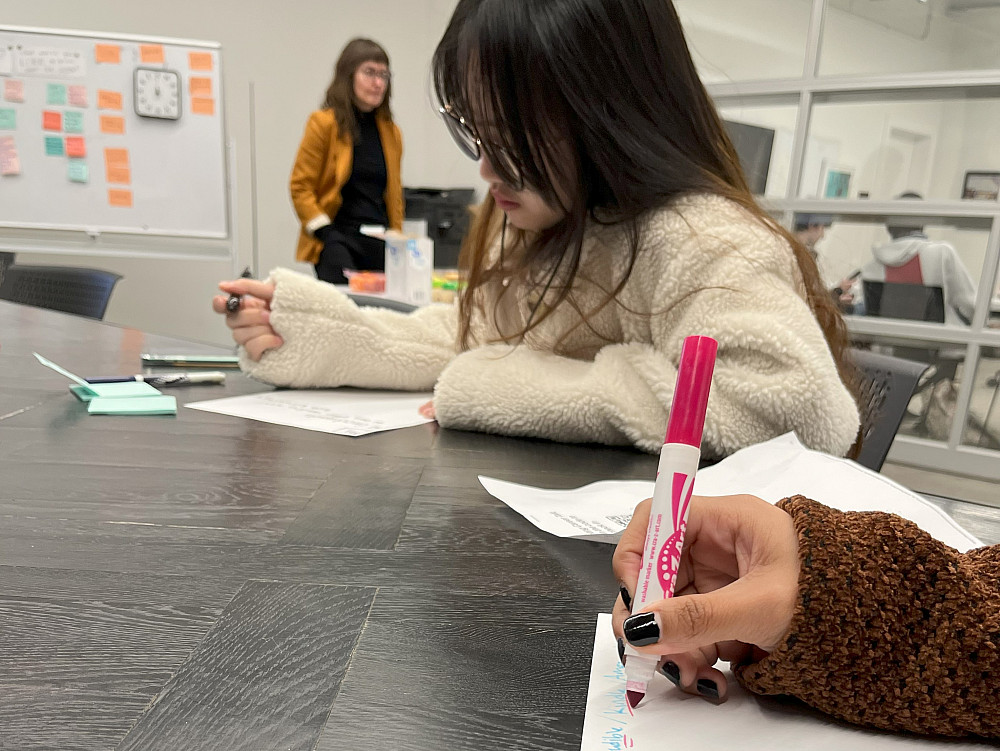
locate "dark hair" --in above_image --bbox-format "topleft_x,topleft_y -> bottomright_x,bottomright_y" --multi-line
323,38 -> 392,139
433,0 -> 856,410
887,191 -> 925,239
793,213 -> 834,232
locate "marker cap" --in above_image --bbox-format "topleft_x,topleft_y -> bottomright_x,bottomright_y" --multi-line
665,335 -> 718,448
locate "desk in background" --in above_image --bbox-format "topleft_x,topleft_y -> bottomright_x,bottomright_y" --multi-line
2,300 -> 998,751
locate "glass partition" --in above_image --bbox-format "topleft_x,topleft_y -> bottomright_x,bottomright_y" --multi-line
674,0 -> 812,83
964,349 -> 1000,450
801,92 -> 1000,202
820,0 -> 1000,77
718,104 -> 800,198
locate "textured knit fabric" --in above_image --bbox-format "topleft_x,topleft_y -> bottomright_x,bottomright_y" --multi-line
241,194 -> 860,458
289,108 -> 403,264
738,496 -> 1000,739
337,108 -> 388,228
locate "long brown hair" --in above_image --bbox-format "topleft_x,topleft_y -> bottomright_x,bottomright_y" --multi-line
433,0 -> 857,409
323,38 -> 393,140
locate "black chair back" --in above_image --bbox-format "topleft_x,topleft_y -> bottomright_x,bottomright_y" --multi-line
851,348 -> 929,472
862,280 -> 945,323
0,264 -> 123,320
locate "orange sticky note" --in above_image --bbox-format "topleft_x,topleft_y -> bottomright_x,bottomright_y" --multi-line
189,77 -> 212,97
95,44 -> 121,64
106,165 -> 131,184
42,111 -> 62,131
65,136 -> 86,158
140,44 -> 165,64
190,97 -> 215,116
108,189 -> 133,208
189,51 -> 213,71
100,115 -> 125,135
97,90 -> 123,111
104,147 -> 129,168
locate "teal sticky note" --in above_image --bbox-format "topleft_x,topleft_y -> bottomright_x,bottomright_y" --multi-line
88,395 -> 177,415
46,83 -> 67,105
68,159 -> 88,183
44,136 -> 64,156
0,108 -> 15,130
63,111 -> 84,134
70,382 -> 161,401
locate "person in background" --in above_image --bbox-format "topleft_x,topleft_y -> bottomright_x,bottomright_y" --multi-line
612,493 -> 999,738
794,213 -> 861,314
290,38 -> 404,285
861,192 -> 977,326
214,0 -> 861,461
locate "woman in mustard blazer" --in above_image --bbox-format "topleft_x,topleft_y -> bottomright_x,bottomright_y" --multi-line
290,38 -> 404,284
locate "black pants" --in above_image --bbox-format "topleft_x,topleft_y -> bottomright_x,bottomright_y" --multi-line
313,225 -> 386,285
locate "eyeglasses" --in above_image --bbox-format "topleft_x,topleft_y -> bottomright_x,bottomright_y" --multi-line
359,66 -> 391,83
439,104 -> 523,190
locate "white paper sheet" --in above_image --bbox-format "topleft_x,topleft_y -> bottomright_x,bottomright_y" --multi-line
479,432 -> 982,552
581,614 -> 991,750
185,388 -> 434,436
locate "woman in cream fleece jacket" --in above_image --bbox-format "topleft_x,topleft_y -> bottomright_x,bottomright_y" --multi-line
215,0 -> 860,460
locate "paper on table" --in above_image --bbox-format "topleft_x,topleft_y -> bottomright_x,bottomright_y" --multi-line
479,432 -> 981,552
580,614 -> 991,751
185,388 -> 434,437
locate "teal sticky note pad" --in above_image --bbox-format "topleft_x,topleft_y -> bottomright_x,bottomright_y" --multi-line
68,159 -> 88,183
0,108 -> 15,130
63,111 -> 85,133
88,395 -> 177,415
45,136 -> 64,156
46,83 -> 67,105
70,381 -> 160,401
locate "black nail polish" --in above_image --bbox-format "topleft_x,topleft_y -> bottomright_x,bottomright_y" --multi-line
617,637 -> 626,666
661,661 -> 680,685
618,585 -> 632,611
696,679 -> 719,700
623,612 -> 659,647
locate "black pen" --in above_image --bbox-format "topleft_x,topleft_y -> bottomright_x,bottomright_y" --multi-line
226,267 -> 254,312
86,372 -> 226,387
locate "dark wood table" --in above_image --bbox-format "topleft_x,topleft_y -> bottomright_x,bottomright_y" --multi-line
2,301 -> 998,751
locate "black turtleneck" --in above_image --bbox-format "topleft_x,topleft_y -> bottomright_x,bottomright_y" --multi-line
337,107 -> 388,228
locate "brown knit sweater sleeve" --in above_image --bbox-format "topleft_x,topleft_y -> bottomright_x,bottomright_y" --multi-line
735,496 -> 1000,739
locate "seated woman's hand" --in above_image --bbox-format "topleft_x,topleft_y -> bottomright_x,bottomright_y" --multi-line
611,494 -> 800,702
212,279 -> 283,361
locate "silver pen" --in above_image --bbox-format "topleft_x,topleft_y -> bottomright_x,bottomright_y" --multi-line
84,371 -> 227,387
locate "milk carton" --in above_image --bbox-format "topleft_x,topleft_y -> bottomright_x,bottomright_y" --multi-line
384,231 -> 434,306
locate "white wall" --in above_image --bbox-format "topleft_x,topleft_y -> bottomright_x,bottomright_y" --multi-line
3,0 -> 479,345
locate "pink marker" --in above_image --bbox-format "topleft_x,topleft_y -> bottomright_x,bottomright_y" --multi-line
623,335 -> 717,709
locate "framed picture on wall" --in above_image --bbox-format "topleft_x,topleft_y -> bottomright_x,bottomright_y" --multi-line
823,168 -> 853,199
962,171 -> 1000,201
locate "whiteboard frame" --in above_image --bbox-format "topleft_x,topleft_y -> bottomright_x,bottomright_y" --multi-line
0,24 -> 232,241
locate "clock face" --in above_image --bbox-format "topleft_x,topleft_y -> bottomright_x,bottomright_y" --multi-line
134,68 -> 181,120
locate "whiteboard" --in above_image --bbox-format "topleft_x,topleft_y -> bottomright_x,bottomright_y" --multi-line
0,26 -> 228,239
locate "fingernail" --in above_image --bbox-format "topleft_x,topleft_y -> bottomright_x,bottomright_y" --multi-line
618,585 -> 632,611
623,612 -> 660,647
616,638 -> 626,666
696,679 -> 720,700
661,661 -> 680,685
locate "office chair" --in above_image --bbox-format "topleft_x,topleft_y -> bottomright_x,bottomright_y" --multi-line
0,264 -> 123,320
851,348 -> 929,472
346,292 -> 417,314
0,251 -> 14,285
862,280 -> 945,325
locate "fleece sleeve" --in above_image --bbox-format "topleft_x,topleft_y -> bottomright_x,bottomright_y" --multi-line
239,268 -> 459,390
433,219 -> 859,457
737,496 -> 1000,739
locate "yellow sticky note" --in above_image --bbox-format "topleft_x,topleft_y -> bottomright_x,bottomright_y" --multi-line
98,90 -> 123,111
100,115 -> 125,135
108,188 -> 133,208
188,51 -> 213,71
95,44 -> 121,64
140,44 -> 165,64
191,97 -> 215,116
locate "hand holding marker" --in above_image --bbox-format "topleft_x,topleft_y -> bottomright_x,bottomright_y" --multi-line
225,266 -> 254,312
623,335 -> 717,709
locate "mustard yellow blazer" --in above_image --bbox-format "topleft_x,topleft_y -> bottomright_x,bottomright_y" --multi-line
290,108 -> 404,264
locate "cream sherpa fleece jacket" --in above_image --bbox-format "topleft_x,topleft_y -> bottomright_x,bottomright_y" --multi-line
241,194 -> 859,457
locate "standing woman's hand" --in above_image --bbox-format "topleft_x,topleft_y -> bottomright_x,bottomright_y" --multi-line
611,494 -> 801,702
211,279 -> 283,361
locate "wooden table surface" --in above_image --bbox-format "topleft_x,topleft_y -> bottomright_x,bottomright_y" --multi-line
2,300 -> 998,751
